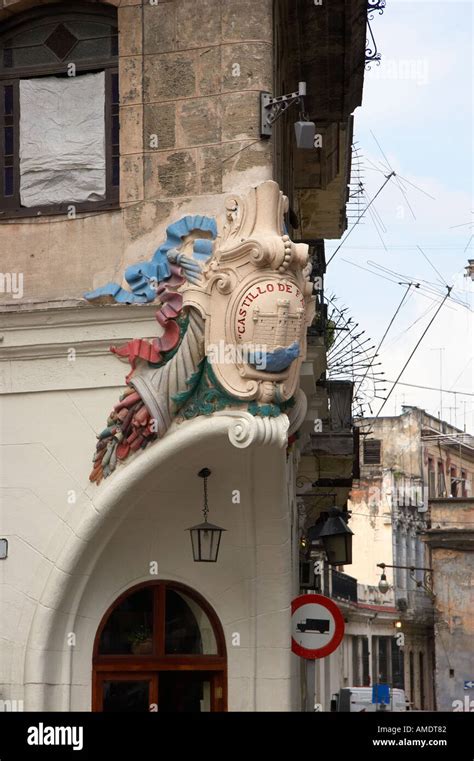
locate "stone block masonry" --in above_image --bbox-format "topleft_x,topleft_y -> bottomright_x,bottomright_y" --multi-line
0,0 -> 274,305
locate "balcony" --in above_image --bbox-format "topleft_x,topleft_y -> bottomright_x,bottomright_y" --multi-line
331,569 -> 358,603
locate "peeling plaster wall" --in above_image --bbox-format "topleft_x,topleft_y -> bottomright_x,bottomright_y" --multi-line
427,499 -> 474,711
349,412 -> 429,592
349,473 -> 395,594
432,548 -> 474,711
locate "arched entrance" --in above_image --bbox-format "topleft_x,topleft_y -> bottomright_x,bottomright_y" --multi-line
92,581 -> 227,712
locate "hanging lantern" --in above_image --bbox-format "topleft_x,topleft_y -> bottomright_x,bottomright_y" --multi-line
308,508 -> 353,566
187,468 -> 226,562
318,508 -> 353,566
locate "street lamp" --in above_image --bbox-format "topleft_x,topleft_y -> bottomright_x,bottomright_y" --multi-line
308,508 -> 353,566
187,469 -> 226,563
378,569 -> 390,594
376,562 -> 434,598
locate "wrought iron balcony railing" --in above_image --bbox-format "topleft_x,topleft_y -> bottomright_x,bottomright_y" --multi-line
332,568 -> 358,603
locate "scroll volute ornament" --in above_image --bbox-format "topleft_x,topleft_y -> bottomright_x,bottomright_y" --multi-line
184,181 -> 315,403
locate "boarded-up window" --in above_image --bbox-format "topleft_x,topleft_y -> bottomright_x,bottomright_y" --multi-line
0,3 -> 118,217
363,438 -> 381,465
19,73 -> 106,206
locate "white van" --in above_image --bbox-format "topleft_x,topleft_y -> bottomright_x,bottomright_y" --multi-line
331,687 -> 410,712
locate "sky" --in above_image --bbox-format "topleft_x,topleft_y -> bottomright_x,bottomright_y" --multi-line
324,0 -> 474,432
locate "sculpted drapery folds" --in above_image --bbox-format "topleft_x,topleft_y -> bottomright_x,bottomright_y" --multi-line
85,181 -> 315,483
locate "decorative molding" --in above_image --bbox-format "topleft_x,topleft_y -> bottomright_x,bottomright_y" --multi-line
0,338 -> 136,362
0,302 -> 158,328
214,410 -> 290,449
85,181 -> 315,483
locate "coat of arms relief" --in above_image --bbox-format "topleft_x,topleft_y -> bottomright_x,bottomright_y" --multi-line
85,181 -> 315,483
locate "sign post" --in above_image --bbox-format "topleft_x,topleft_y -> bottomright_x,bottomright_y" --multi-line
291,593 -> 345,659
292,593 -> 345,711
305,660 -> 316,712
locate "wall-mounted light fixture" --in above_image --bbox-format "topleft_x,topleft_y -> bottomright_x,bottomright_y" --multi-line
298,483 -> 353,566
378,567 -> 390,594
260,82 -> 317,149
308,508 -> 353,566
0,538 -> 8,559
317,509 -> 354,566
377,562 -> 435,598
187,469 -> 225,563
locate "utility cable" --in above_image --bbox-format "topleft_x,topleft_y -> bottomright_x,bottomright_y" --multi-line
382,380 -> 474,397
364,286 -> 453,434
354,283 -> 415,399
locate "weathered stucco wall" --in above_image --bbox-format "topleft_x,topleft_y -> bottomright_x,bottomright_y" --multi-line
360,413 -> 422,479
424,499 -> 474,711
432,548 -> 474,711
349,472 -> 395,593
0,0 -> 273,306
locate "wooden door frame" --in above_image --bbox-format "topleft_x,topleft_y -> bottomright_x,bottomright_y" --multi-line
95,671 -> 158,712
92,580 -> 228,711
93,670 -> 225,712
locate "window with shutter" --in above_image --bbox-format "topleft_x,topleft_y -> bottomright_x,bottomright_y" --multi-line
363,438 -> 381,465
0,2 -> 119,218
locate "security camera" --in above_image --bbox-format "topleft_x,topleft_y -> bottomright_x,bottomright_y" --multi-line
295,120 -> 317,150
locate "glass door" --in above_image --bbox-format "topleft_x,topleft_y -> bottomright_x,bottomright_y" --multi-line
158,672 -> 214,712
97,672 -> 157,712
95,671 -> 224,712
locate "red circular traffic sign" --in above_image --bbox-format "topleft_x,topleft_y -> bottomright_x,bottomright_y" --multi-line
291,593 -> 345,659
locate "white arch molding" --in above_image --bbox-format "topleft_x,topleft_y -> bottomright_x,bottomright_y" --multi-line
23,412 -> 291,711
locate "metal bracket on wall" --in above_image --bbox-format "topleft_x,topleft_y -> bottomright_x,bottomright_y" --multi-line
260,81 -> 307,138
366,0 -> 386,69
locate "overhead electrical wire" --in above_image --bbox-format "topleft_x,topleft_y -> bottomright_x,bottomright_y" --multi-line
354,282 -> 415,399
339,258 -> 459,315
329,135 -> 472,424
363,286 -> 453,434
382,379 -> 474,397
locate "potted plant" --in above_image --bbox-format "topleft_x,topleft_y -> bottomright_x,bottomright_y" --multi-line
128,624 -> 153,655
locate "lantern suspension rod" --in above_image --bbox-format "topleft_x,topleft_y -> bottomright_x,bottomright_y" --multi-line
198,467 -> 211,521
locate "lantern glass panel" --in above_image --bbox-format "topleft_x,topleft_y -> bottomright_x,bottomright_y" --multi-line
323,534 -> 352,566
189,523 -> 223,562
